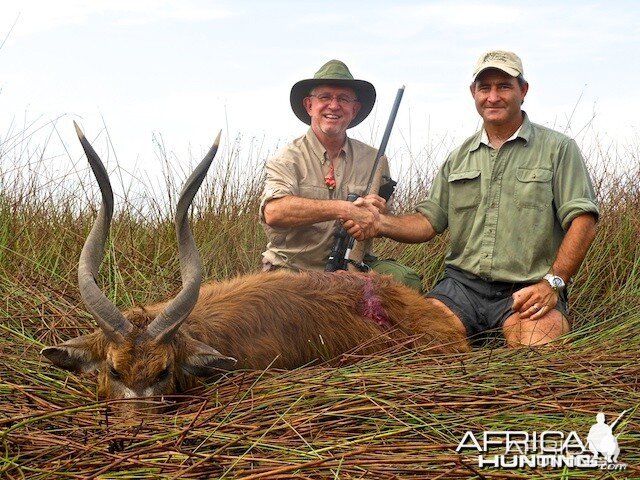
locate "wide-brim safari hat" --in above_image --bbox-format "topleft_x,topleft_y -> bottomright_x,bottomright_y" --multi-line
290,59 -> 376,129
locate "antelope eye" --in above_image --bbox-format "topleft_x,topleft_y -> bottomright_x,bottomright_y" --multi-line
108,365 -> 121,380
157,367 -> 170,382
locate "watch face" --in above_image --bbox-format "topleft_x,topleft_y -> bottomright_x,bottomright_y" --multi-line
552,277 -> 564,288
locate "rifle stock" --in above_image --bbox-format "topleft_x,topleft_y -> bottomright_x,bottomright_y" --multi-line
325,193 -> 359,272
325,86 -> 405,272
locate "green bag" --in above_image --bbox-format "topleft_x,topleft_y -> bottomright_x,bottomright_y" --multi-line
367,259 -> 423,292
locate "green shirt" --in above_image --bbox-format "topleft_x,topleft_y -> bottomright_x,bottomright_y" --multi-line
260,129 -> 389,271
416,113 -> 599,283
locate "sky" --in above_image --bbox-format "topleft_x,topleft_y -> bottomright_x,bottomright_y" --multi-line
1,0 -> 639,186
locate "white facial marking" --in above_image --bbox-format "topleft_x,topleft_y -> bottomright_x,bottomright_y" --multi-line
122,386 -> 138,399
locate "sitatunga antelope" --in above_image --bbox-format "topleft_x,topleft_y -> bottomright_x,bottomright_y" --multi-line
41,123 -> 470,410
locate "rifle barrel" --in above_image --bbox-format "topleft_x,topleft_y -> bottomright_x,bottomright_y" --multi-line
324,85 -> 405,272
364,85 -> 405,194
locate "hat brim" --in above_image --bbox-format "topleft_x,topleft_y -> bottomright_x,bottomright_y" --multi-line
290,78 -> 376,129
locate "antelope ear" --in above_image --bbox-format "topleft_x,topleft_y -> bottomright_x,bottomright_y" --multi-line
41,332 -> 104,373
180,338 -> 237,378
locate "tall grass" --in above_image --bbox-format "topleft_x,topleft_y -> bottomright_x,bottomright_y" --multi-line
1,124 -> 639,479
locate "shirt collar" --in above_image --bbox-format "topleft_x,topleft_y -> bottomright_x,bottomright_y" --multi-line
480,126 -> 522,148
470,112 -> 532,151
305,128 -> 350,165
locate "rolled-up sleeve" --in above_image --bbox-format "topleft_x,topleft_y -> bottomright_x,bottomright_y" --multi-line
553,138 -> 600,230
259,151 -> 299,222
414,160 -> 450,234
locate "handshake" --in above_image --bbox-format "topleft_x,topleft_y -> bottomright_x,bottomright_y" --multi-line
340,193 -> 386,242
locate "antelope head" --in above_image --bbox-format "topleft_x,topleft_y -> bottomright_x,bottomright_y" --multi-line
42,123 -> 236,408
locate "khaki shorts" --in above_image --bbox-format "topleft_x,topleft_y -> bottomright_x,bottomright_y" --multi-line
426,267 -> 569,341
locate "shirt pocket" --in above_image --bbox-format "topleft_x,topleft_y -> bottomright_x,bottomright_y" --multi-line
448,170 -> 481,211
514,168 -> 553,211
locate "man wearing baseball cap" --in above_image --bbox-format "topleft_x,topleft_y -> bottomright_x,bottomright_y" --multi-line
259,59 -> 422,290
356,50 -> 599,347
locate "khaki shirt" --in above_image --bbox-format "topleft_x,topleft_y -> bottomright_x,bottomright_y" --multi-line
260,129 -> 389,271
416,113 -> 599,283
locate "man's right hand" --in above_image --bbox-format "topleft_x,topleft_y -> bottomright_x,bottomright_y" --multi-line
341,197 -> 381,241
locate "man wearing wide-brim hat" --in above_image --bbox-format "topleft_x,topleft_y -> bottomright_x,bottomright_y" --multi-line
259,59 -> 422,290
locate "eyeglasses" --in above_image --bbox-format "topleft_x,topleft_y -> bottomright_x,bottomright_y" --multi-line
308,94 -> 358,105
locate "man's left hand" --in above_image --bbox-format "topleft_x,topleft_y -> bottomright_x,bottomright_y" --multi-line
512,281 -> 558,320
360,194 -> 387,213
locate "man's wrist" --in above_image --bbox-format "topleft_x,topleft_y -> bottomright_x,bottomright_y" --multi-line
543,273 -> 566,292
376,213 -> 390,238
338,199 -> 354,222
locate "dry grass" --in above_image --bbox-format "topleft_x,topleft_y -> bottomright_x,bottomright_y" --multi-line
1,125 -> 639,478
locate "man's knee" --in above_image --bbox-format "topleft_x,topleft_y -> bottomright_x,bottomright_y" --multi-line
503,310 -> 570,348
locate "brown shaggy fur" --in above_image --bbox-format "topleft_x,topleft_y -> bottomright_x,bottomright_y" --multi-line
128,270 -> 469,367
44,270 -> 470,403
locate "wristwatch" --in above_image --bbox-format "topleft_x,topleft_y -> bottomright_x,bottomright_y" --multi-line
543,273 -> 565,292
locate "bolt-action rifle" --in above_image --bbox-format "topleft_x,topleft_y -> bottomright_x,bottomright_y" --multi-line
325,86 -> 405,272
